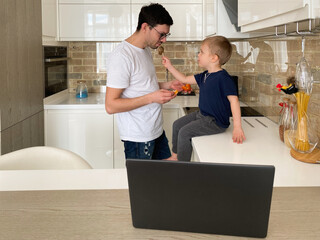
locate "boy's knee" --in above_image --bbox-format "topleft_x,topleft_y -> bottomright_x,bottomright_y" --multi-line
172,119 -> 181,131
178,127 -> 191,141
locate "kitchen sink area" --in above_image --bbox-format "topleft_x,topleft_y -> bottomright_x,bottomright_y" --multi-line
183,106 -> 263,117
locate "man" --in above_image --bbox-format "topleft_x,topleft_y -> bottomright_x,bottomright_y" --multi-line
105,3 -> 183,160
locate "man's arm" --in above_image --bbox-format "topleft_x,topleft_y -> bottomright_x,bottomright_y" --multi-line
228,95 -> 246,144
105,87 -> 176,114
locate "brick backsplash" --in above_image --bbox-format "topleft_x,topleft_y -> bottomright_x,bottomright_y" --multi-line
226,36 -> 320,145
68,36 -> 320,144
68,41 -> 202,91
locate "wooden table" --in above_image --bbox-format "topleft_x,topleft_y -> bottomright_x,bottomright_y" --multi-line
1,188 -> 320,240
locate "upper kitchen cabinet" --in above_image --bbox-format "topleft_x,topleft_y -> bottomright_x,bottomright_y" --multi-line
238,0 -> 320,32
60,0 -> 129,2
42,0 -> 58,43
131,0 -> 203,41
132,0 -> 202,3
58,0 -> 131,41
204,0 -> 261,39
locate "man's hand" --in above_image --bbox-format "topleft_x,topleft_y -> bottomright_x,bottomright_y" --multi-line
170,80 -> 184,91
150,89 -> 177,104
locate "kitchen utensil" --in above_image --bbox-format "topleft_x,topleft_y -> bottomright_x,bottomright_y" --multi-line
158,46 -> 168,81
158,46 -> 164,55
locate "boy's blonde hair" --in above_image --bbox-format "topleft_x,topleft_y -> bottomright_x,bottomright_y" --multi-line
203,36 -> 232,65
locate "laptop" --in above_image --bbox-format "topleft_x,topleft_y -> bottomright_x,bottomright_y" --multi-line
126,159 -> 275,238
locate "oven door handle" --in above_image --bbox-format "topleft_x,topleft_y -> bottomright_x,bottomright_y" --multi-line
45,57 -> 70,63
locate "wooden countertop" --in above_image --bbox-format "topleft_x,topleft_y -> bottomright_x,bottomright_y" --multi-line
1,188 -> 319,240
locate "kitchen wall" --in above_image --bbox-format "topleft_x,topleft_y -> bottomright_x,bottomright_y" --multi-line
227,36 -> 320,142
67,35 -> 320,142
67,41 -> 202,89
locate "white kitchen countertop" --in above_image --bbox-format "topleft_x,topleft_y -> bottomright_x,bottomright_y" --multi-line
43,89 -> 199,110
0,90 -> 316,191
192,116 -> 320,187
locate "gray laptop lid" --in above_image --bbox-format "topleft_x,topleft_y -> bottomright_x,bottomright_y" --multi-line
126,159 -> 275,238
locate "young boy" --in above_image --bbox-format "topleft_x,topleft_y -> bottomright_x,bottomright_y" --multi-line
162,36 -> 246,161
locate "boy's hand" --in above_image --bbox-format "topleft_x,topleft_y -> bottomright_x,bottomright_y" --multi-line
170,80 -> 184,91
232,127 -> 246,144
162,56 -> 172,69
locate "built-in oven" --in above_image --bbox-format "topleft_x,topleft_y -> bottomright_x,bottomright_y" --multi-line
44,46 -> 68,97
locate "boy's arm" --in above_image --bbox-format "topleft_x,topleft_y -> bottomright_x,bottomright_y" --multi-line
159,80 -> 184,91
227,95 -> 246,144
162,56 -> 196,85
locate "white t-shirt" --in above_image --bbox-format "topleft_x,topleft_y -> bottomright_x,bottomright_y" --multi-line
106,41 -> 163,142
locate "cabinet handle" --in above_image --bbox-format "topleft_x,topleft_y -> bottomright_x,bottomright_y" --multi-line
45,57 -> 69,63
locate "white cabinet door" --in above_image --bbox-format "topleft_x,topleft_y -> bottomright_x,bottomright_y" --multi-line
203,0 -> 216,37
59,4 -> 131,41
239,0 -> 305,26
238,0 -> 320,32
60,0 -> 129,3
132,3 -> 203,41
163,108 -> 180,149
204,0 -> 261,39
45,109 -> 114,169
132,0 -> 202,3
113,116 -> 125,168
42,0 -> 58,39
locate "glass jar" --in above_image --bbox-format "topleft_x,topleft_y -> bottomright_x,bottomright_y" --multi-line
287,47 -> 318,153
283,100 -> 297,148
287,93 -> 318,153
76,81 -> 88,98
278,97 -> 289,142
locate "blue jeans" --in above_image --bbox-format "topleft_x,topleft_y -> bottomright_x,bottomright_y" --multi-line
122,131 -> 171,160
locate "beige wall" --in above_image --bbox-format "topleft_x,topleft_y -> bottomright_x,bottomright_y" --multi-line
225,36 -> 320,142
67,36 -> 320,142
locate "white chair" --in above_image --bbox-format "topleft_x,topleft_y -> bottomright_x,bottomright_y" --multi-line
0,146 -> 92,170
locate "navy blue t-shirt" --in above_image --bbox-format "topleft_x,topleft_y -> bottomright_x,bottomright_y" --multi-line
194,69 -> 238,128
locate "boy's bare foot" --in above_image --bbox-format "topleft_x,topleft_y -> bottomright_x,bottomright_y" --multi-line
165,153 -> 178,161
166,157 -> 178,161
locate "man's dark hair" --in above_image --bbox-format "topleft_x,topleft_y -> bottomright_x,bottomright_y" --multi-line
136,3 -> 173,31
